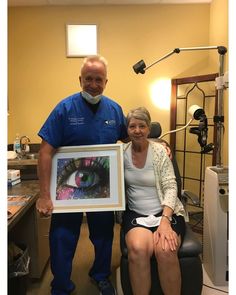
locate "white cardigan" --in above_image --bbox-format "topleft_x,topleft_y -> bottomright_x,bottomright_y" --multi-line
123,140 -> 185,217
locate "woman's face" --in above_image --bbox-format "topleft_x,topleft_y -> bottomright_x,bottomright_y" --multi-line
127,118 -> 150,143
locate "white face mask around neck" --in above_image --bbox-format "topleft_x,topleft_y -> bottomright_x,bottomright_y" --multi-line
81,91 -> 102,105
132,215 -> 162,227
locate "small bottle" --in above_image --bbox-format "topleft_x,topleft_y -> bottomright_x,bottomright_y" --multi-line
13,133 -> 21,154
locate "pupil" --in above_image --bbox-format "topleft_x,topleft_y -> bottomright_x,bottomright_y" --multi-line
82,174 -> 88,181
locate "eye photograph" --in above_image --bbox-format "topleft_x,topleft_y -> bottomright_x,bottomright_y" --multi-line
56,156 -> 110,200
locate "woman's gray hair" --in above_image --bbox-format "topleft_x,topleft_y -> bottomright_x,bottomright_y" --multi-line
126,107 -> 151,128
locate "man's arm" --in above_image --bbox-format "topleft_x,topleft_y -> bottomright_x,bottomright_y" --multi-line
36,140 -> 56,216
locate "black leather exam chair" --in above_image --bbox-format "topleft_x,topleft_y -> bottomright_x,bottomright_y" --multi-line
119,122 -> 203,295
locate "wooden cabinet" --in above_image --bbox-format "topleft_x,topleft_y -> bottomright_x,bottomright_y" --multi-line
8,181 -> 51,279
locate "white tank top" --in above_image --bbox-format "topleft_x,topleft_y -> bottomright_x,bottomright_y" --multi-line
124,144 -> 162,215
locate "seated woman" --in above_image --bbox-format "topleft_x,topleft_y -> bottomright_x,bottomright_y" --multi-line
122,107 -> 186,295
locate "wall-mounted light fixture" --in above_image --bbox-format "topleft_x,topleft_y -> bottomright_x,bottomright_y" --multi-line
66,24 -> 97,57
150,79 -> 171,110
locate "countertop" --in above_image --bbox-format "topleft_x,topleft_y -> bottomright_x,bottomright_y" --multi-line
8,158 -> 38,166
8,180 -> 40,231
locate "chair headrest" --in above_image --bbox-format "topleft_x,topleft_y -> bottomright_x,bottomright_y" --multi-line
148,122 -> 162,138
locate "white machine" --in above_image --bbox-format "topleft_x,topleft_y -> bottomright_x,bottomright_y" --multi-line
203,166 -> 228,286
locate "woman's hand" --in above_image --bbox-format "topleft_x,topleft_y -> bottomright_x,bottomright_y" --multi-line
153,219 -> 178,251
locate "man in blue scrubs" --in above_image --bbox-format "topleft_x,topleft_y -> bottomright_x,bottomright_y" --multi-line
36,55 -> 127,295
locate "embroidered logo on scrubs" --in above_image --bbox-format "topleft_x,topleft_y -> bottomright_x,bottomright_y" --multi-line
68,117 -> 85,125
104,120 -> 116,126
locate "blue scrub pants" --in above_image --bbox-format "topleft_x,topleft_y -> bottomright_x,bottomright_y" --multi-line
49,211 -> 115,295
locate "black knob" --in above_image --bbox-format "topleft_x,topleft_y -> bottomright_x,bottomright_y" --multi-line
219,188 -> 226,195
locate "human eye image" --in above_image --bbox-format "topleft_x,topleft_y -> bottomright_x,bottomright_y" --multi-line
56,156 -> 110,200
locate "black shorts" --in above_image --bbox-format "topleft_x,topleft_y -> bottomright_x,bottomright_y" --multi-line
122,208 -> 186,243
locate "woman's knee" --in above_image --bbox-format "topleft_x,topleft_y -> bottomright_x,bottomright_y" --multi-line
155,244 -> 178,263
127,240 -> 153,260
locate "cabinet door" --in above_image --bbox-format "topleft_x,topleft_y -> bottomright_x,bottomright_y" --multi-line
9,204 -> 51,278
36,211 -> 51,278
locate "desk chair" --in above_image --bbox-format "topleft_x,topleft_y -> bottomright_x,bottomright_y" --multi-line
119,122 -> 203,295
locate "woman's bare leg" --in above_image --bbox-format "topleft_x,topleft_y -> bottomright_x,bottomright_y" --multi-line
126,228 -> 154,295
155,236 -> 182,295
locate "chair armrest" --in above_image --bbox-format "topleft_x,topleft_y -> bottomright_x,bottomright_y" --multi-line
115,211 -> 124,225
181,190 -> 200,206
178,224 -> 202,258
120,226 -> 128,257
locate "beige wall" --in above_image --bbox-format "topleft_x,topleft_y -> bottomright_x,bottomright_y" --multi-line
8,1 -> 228,164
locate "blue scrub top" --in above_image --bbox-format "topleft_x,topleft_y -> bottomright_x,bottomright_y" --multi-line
38,92 -> 127,148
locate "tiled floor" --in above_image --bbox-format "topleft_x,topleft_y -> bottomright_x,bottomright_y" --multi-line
26,223 -> 120,295
201,266 -> 228,295
188,215 -> 229,295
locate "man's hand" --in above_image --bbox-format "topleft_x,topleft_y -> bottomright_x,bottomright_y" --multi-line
37,140 -> 55,217
158,140 -> 173,160
36,197 -> 53,216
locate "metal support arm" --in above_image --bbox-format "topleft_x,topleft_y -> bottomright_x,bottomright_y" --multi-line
133,45 -> 227,168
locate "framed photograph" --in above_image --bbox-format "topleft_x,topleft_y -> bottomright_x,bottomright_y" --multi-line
50,144 -> 125,213
66,24 -> 97,57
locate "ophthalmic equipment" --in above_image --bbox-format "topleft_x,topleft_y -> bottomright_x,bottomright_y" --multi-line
133,45 -> 229,286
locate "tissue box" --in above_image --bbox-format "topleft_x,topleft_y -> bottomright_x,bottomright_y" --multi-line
8,169 -> 21,181
8,169 -> 21,186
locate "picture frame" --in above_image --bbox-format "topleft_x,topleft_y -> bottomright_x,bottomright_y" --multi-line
66,24 -> 97,57
50,144 -> 125,213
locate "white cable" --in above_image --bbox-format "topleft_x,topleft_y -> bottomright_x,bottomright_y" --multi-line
159,118 -> 194,139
